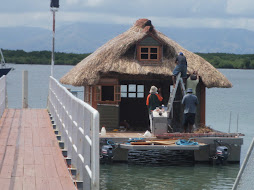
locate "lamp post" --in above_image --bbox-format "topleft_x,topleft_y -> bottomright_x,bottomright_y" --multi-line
50,0 -> 59,77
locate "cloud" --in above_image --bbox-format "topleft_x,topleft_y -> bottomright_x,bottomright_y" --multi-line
0,12 -> 51,29
57,11 -> 254,31
0,0 -> 254,32
1,10 -> 254,32
86,0 -> 105,7
226,0 -> 254,16
66,0 -> 80,5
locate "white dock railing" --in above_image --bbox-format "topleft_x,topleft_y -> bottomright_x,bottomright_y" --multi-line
0,75 -> 6,117
48,76 -> 100,190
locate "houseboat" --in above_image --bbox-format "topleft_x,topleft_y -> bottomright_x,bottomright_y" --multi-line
60,19 -> 243,164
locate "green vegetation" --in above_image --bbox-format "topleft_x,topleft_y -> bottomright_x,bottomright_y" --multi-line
196,53 -> 254,69
2,49 -> 254,69
2,49 -> 90,65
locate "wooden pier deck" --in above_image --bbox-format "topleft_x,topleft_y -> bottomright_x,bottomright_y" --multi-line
0,109 -> 76,190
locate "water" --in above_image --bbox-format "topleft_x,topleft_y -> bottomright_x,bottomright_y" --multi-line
6,64 -> 83,108
5,64 -> 254,189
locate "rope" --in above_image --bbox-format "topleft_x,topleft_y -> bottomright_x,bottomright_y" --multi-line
107,139 -> 115,146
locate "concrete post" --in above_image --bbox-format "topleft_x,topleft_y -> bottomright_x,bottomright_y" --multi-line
22,70 -> 28,108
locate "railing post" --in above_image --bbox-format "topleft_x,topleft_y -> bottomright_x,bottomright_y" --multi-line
22,70 -> 28,108
92,111 -> 100,189
0,76 -> 6,117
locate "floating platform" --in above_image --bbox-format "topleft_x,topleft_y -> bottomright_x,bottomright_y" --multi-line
100,132 -> 244,164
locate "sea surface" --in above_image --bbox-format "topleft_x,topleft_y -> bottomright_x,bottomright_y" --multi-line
5,64 -> 254,190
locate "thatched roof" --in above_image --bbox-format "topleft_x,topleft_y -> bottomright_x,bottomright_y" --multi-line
60,18 -> 232,88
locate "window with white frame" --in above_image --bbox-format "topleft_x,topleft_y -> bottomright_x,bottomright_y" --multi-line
121,84 -> 144,98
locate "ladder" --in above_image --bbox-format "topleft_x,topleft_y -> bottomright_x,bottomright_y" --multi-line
167,73 -> 186,118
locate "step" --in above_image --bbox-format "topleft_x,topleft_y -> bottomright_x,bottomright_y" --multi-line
54,130 -> 59,135
56,135 -> 61,141
64,157 -> 72,166
68,168 -> 77,177
73,180 -> 83,190
52,124 -> 57,129
62,149 -> 68,157
58,141 -> 64,149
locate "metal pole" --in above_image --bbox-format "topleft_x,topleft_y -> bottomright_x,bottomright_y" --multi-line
51,10 -> 56,77
228,111 -> 231,133
237,113 -> 239,136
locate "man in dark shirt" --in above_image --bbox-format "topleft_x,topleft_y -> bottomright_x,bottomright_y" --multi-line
182,88 -> 198,133
146,86 -> 163,131
172,52 -> 187,88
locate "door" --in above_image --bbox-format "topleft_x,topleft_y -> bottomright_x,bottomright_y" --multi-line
119,83 -> 148,130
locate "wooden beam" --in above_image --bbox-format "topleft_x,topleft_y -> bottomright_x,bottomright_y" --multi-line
200,82 -> 206,126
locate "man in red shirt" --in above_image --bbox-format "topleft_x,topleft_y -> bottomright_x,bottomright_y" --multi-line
146,86 -> 163,131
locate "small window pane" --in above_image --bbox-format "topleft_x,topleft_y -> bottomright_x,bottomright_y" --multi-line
121,85 -> 127,92
137,93 -> 144,98
150,54 -> 158,59
141,54 -> 148,59
141,48 -> 148,53
129,84 -> 136,92
128,93 -> 136,98
137,85 -> 144,92
150,48 -> 158,53
121,93 -> 127,97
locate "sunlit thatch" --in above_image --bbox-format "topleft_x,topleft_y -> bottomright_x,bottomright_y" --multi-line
60,18 -> 232,88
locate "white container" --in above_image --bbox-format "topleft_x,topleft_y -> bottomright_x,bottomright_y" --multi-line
143,130 -> 152,137
101,126 -> 106,136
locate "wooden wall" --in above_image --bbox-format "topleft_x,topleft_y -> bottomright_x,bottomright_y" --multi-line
97,104 -> 119,131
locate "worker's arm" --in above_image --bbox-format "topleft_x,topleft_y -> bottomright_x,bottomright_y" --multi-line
182,96 -> 185,105
175,56 -> 178,64
146,94 -> 151,106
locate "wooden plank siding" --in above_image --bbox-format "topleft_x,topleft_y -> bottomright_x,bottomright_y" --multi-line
0,109 -> 76,190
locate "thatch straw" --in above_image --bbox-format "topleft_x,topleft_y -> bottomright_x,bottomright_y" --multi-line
60,18 -> 232,88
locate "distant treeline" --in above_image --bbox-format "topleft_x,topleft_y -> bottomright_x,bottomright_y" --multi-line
2,49 -> 90,65
2,49 -> 254,69
196,53 -> 254,69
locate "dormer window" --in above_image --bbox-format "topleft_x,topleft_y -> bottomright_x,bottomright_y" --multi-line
137,36 -> 162,62
139,46 -> 159,61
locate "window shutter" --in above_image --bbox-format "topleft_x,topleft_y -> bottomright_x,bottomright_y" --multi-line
95,85 -> 101,101
114,85 -> 121,101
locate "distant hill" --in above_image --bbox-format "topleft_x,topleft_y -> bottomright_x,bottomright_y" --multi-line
1,23 -> 254,54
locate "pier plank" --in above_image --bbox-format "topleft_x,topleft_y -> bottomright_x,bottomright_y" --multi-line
12,177 -> 23,190
24,165 -> 35,177
12,164 -> 24,177
60,176 -> 77,190
23,176 -> 36,189
0,109 -> 76,190
0,178 -> 11,189
34,147 -> 44,165
35,164 -> 47,178
36,177 -> 50,190
0,165 -> 13,178
48,177 -> 63,190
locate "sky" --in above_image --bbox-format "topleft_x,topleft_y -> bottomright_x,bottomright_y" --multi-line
1,0 -> 254,31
